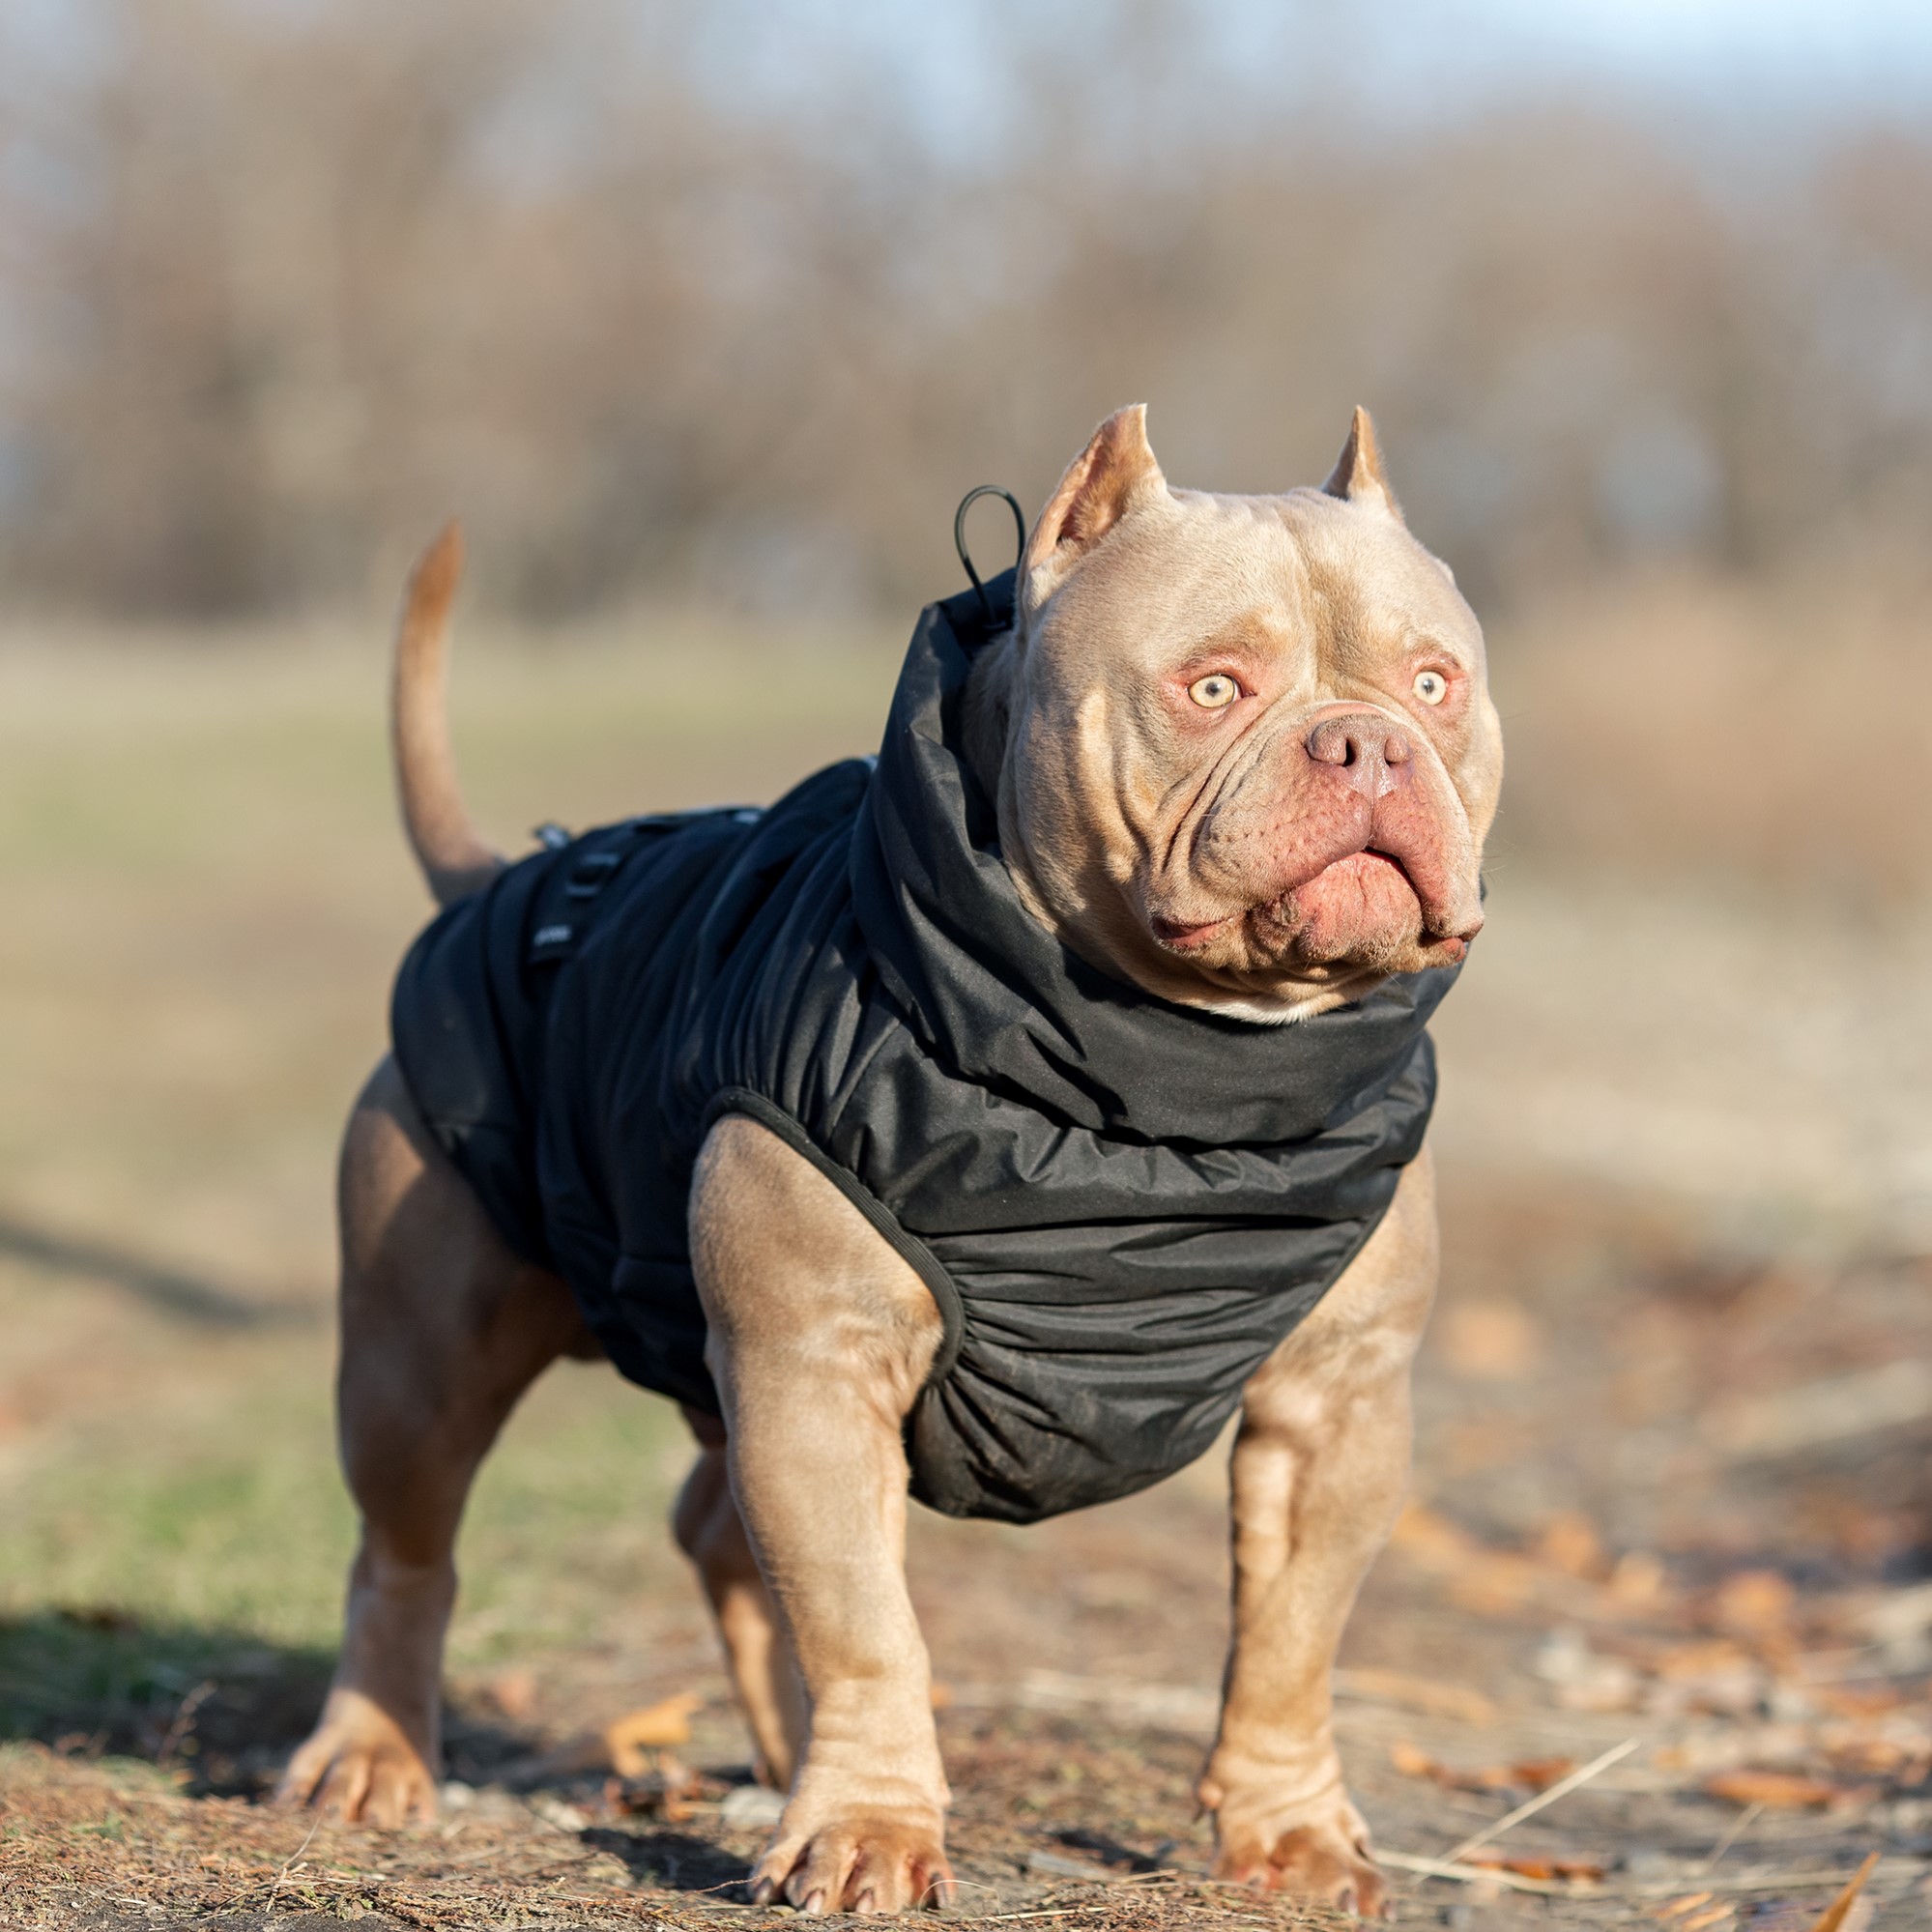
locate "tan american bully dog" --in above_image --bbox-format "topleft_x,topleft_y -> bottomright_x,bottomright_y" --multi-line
279,406 -> 1501,1918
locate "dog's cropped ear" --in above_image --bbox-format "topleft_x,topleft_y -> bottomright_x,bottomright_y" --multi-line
1322,406 -> 1402,521
1023,405 -> 1167,613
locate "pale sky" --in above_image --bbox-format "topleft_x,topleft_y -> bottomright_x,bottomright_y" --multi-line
678,0 -> 1932,162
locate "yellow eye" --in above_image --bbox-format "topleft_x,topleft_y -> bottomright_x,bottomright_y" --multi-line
1413,669 -> 1449,706
1188,673 -> 1240,709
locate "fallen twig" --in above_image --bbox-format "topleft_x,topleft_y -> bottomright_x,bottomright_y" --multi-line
1804,1851 -> 1880,1932
1390,1852 -> 1898,1909
1380,1849 -> 1581,1897
265,1813 -> 321,1918
1700,1797 -> 1764,1873
155,1678 -> 216,1769
1443,1735 -> 1639,1863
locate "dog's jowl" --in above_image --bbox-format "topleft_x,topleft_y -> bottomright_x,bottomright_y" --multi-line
281,406 -> 1503,1918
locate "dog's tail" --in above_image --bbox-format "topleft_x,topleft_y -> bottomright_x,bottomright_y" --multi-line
391,523 -> 505,907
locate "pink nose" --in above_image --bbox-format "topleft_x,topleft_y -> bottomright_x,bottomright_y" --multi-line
1305,713 -> 1412,794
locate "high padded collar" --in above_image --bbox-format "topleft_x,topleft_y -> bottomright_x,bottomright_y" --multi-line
850,569 -> 1459,1147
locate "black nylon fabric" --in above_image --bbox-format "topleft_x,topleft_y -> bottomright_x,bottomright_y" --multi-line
390,568 -> 1459,1522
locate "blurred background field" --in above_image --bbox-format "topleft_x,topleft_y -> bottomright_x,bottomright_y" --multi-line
3,3 -> 1932,1926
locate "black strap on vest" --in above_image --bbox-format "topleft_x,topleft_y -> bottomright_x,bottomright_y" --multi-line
525,814 -> 752,967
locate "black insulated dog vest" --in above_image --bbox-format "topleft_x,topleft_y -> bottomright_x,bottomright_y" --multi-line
390,569 -> 1459,1523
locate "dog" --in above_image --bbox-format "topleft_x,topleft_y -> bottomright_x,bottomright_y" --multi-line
278,405 -> 1502,1918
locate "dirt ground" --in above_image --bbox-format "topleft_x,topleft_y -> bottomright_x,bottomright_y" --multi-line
2,620 -> 1929,1928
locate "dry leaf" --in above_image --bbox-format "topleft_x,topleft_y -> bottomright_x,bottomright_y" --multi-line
1655,1638 -> 1755,1679
1389,1506 -> 1555,1614
1538,1511 -> 1608,1580
1386,1741 -> 1573,1794
604,1754 -> 712,1822
1702,1769 -> 1843,1809
1812,1682 -> 1911,1718
1804,1850 -> 1879,1932
1387,1502 -> 1619,1617
1391,1503 -> 1479,1563
1496,1756 -> 1577,1794
1657,1892 -> 1715,1918
1610,1549 -> 1670,1607
1711,1569 -> 1797,1636
1464,1851 -> 1606,1883
1642,1637 -> 1768,1718
1681,1907 -> 1736,1931
604,1692 -> 704,1776
1826,1734 -> 1922,1777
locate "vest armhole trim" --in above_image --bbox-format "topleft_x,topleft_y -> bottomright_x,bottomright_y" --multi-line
698,1086 -> 966,1391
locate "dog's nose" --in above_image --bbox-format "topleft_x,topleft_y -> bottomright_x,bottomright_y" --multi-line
1305,713 -> 1411,793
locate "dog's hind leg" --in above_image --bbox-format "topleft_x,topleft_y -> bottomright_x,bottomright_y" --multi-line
278,1056 -> 592,1826
673,1409 -> 807,1787
1197,1146 -> 1439,1921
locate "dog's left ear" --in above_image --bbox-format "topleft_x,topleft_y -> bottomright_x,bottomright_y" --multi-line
1023,404 -> 1167,613
1322,406 -> 1402,522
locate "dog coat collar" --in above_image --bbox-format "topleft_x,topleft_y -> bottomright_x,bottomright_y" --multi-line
855,569 -> 1458,1146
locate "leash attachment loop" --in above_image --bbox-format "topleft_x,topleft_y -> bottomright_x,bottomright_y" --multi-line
953,485 -> 1025,627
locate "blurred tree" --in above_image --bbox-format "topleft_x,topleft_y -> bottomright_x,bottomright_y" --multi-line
0,0 -> 1928,618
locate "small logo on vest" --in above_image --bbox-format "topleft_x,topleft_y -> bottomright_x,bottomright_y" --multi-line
533,923 -> 573,948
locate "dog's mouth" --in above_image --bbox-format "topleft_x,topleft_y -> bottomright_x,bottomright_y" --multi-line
1149,850 -> 1473,971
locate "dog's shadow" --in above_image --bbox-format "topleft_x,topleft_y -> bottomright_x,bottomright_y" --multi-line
0,1607 -> 537,1799
0,1214 -> 317,1331
0,1606 -> 334,1796
580,1826 -> 750,1897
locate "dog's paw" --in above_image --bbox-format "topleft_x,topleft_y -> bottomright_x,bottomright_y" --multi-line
275,1687 -> 438,1828
1200,1765 -> 1389,1920
750,1804 -> 955,1916
1214,1817 -> 1389,1918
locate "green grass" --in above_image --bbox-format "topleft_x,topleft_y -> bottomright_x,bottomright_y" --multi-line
0,1322 -> 704,1787
0,1331 -> 695,1654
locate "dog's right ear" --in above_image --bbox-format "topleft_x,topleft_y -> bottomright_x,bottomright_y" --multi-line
1023,405 -> 1167,614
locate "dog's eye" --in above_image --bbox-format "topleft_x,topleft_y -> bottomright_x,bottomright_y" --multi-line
1413,669 -> 1449,706
1188,674 -> 1240,710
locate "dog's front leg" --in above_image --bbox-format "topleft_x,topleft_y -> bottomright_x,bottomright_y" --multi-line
690,1114 -> 954,1917
1199,1148 -> 1439,1920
